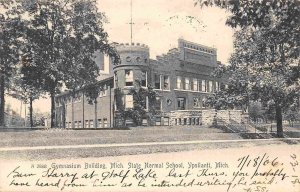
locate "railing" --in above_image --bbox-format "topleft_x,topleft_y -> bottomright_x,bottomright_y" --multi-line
216,118 -> 249,133
249,122 -> 269,133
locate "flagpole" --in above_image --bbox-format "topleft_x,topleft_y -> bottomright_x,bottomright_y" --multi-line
130,0 -> 133,45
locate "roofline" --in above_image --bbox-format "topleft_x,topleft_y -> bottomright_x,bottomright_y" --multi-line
56,76 -> 114,98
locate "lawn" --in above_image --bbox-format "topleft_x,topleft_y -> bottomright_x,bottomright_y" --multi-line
0,125 -> 242,148
0,125 -> 298,161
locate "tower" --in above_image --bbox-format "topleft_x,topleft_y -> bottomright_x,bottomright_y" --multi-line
113,43 -> 150,91
113,43 -> 150,126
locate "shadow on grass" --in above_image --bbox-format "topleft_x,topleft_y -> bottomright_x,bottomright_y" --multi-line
65,127 -> 131,131
213,125 -> 235,133
239,133 -> 270,139
214,125 -> 277,140
0,128 -> 37,132
0,127 -> 132,132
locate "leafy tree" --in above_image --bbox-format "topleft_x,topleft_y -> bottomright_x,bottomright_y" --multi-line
19,0 -> 120,128
84,81 -> 103,128
0,1 -> 24,126
196,0 -> 300,137
284,108 -> 299,127
6,40 -> 48,128
21,53 -> 44,128
248,101 -> 264,123
115,85 -> 157,127
26,108 -> 47,127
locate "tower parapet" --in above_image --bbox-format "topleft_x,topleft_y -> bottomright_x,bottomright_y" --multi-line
114,43 -> 150,67
113,43 -> 150,90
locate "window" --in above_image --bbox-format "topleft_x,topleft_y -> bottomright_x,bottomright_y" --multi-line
90,120 -> 94,128
202,80 -> 206,92
100,87 -> 103,97
78,121 -> 82,128
103,118 -> 108,128
184,118 -> 187,125
191,118 -> 195,125
125,95 -> 133,109
154,74 -> 161,89
142,96 -> 149,110
163,117 -> 169,126
155,97 -> 162,111
163,75 -> 170,90
176,76 -> 182,89
220,83 -> 225,90
155,117 -> 161,126
125,69 -> 133,86
193,78 -> 198,91
209,81 -> 213,92
185,77 -> 191,90
193,97 -> 201,108
198,79 -> 202,92
85,120 -> 89,128
103,85 -> 107,96
126,56 -> 131,62
202,96 -> 207,108
74,93 -> 81,103
142,119 -> 148,126
74,121 -> 78,128
215,82 -> 219,91
177,97 -> 186,110
141,71 -> 147,87
98,119 -> 102,128
114,72 -> 118,88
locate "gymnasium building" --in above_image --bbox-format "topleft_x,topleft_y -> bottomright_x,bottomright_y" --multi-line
55,39 -> 243,128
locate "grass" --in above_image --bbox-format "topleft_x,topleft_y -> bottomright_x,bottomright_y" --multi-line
0,139 -> 284,161
0,125 -> 242,148
0,125 -> 298,160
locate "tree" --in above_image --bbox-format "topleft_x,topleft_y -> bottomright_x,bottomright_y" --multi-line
115,85 -> 157,127
196,0 -> 300,137
248,101 -> 264,123
19,0 -> 120,128
85,81 -> 103,128
7,42 -> 47,128
0,1 -> 24,126
284,108 -> 299,127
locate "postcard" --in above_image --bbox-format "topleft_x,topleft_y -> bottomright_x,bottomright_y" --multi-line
0,0 -> 299,191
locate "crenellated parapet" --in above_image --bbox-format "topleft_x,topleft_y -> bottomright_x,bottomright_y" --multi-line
113,42 -> 150,90
114,43 -> 150,67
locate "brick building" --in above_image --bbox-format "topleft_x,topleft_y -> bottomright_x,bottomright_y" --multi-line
55,39 -> 237,128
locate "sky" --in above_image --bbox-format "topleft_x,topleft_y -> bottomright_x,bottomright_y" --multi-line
6,0 -> 235,117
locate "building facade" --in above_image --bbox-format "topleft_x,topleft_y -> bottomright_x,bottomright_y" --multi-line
55,39 -> 235,128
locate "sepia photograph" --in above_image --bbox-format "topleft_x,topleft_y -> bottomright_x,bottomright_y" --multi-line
0,0 -> 299,191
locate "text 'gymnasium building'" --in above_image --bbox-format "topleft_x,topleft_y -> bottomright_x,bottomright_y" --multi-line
55,39 -> 245,128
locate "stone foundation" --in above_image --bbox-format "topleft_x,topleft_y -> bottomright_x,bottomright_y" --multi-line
114,109 -> 247,127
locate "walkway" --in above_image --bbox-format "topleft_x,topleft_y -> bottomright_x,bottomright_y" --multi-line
1,138 -> 299,152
